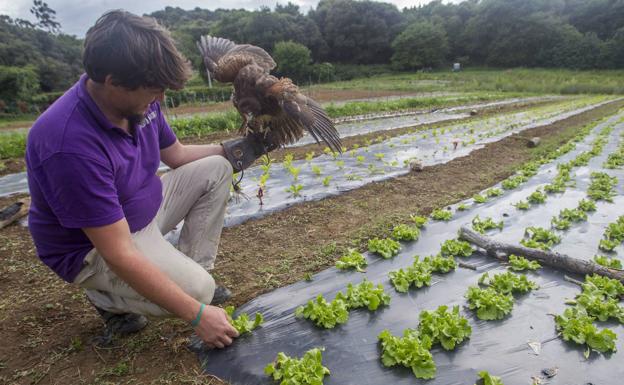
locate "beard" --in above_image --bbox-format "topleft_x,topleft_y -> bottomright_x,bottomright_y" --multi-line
125,111 -> 147,136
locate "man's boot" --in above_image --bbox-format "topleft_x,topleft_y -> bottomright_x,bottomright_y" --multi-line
211,285 -> 232,305
91,303 -> 148,345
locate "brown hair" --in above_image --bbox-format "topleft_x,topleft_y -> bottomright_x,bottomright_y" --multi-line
83,10 -> 191,90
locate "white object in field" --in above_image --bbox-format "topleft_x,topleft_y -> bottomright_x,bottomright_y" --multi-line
453,62 -> 461,71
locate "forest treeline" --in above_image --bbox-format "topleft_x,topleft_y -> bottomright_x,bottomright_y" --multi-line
1,0 -> 623,112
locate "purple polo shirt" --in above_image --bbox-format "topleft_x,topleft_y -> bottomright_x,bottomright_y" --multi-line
26,74 -> 177,282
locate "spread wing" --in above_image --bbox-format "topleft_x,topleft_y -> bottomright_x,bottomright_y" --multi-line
197,35 -> 276,83
258,77 -> 342,152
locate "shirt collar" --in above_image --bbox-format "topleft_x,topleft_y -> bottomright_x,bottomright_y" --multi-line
76,73 -> 118,131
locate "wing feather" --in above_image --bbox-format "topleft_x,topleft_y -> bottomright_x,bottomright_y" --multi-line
196,35 -> 236,66
229,44 -> 276,72
261,79 -> 342,152
197,36 -> 276,83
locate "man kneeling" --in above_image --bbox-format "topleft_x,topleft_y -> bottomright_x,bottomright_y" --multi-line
26,10 -> 273,348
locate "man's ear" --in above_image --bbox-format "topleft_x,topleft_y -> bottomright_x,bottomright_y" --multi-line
103,74 -> 116,88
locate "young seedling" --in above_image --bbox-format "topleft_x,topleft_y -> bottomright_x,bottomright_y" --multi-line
457,203 -> 469,211
431,208 -> 453,221
593,255 -> 622,269
472,194 -> 487,204
465,286 -> 514,320
286,184 -> 303,197
410,215 -> 428,228
555,307 -> 617,356
265,348 -> 330,384
389,258 -> 432,293
225,306 -> 264,334
283,153 -> 294,169
507,255 -> 541,271
305,151 -> 315,162
368,238 -> 401,259
378,329 -> 436,380
336,280 -> 391,311
311,165 -> 322,176
600,215 -> 624,252
288,166 -> 301,181
322,176 -> 332,187
474,371 -> 504,385
418,305 -> 471,351
422,254 -> 457,273
502,175 -> 527,190
485,188 -> 502,198
520,227 -> 561,250
527,189 -> 547,204
440,239 -> 473,258
577,199 -> 597,212
471,215 -> 503,234
295,295 -> 349,329
335,249 -> 367,272
478,272 -> 538,295
551,216 -> 571,230
587,172 -> 617,202
391,224 -> 420,241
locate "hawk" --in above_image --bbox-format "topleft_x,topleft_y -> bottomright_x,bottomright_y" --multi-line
196,35 -> 342,153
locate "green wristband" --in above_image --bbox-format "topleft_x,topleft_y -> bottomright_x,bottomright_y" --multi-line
191,303 -> 206,327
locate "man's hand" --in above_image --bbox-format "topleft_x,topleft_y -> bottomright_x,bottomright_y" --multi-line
221,132 -> 279,172
194,305 -> 239,348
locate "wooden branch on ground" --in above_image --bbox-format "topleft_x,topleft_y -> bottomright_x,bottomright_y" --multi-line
458,226 -> 624,282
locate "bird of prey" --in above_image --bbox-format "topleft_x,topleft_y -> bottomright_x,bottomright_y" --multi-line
196,35 -> 342,152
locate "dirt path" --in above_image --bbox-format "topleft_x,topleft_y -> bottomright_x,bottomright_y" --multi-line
0,100 -> 621,385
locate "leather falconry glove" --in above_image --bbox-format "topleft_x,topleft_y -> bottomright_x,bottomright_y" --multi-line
221,132 -> 279,173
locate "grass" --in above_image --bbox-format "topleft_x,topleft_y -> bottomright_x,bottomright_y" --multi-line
0,131 -> 27,159
317,68 -> 624,95
323,91 -> 521,117
0,114 -> 38,128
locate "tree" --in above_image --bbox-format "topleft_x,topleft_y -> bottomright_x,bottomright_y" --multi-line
273,41 -> 312,83
275,2 -> 301,16
30,0 -> 61,34
310,0 -> 404,64
391,21 -> 449,70
603,27 -> 624,68
0,66 -> 39,108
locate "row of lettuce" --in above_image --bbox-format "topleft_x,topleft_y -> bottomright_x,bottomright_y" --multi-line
224,111 -> 624,384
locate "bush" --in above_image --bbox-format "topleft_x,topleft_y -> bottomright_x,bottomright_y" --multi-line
330,64 -> 394,81
273,41 -> 313,83
164,85 -> 232,108
0,66 -> 40,113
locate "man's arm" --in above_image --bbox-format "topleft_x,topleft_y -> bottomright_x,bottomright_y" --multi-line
160,140 -> 225,169
82,218 -> 238,348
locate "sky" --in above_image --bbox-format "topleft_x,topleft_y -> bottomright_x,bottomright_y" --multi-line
0,0 -> 440,37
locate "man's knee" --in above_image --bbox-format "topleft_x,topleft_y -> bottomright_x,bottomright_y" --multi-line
199,155 -> 232,180
188,270 -> 216,305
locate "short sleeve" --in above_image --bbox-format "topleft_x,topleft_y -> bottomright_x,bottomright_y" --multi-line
155,102 -> 177,149
32,153 -> 125,228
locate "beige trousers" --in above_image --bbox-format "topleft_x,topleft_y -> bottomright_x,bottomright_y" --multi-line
73,155 -> 232,316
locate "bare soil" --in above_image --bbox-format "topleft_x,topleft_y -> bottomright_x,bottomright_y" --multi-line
0,99 -> 621,385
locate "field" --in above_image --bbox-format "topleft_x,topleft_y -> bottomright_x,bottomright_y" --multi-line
1,69 -> 624,385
